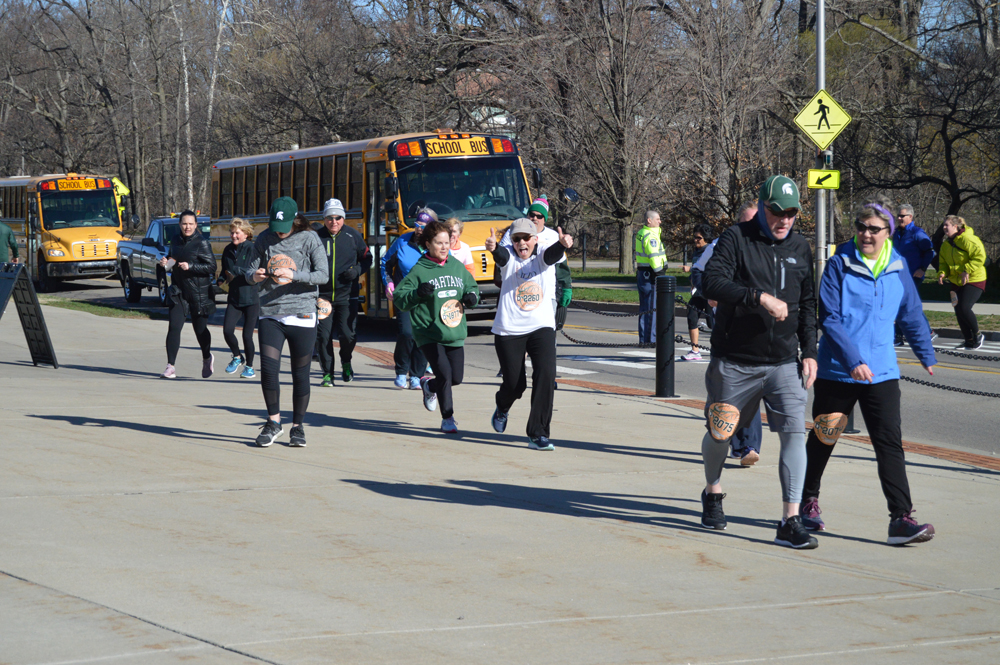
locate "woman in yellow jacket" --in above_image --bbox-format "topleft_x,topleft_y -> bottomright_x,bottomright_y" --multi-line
938,215 -> 988,349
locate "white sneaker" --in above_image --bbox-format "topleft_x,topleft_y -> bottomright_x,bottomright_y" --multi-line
681,350 -> 702,361
160,364 -> 176,379
420,377 -> 438,412
441,417 -> 458,433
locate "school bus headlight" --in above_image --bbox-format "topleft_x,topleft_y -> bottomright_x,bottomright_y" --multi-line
47,249 -> 65,257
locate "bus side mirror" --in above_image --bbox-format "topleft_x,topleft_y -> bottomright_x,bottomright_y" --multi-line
128,214 -> 140,233
27,199 -> 38,232
384,175 -> 399,213
532,168 -> 543,189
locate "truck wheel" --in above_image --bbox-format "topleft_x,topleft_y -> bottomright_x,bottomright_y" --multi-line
35,255 -> 55,293
157,270 -> 169,307
121,264 -> 142,303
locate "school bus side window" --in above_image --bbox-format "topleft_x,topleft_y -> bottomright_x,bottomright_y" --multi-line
350,153 -> 363,211
220,169 -> 232,217
335,155 -> 348,206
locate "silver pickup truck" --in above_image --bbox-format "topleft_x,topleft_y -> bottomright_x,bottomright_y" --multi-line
117,215 -> 212,305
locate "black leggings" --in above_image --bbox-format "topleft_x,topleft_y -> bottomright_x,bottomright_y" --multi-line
804,378 -> 911,519
223,303 -> 259,366
166,301 -> 211,365
495,327 -> 557,438
420,343 -> 464,418
258,318 -> 314,425
951,283 -> 984,344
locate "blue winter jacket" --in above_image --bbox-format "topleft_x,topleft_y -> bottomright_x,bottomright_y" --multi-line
380,231 -> 425,287
817,241 -> 936,383
891,222 -> 935,282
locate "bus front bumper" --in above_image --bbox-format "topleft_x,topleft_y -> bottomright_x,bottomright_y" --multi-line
46,259 -> 118,278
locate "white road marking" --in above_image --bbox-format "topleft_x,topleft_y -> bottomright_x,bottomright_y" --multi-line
560,355 -> 655,369
525,360 -> 596,375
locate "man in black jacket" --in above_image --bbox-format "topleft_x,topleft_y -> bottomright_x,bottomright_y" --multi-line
315,198 -> 372,386
699,175 -> 819,550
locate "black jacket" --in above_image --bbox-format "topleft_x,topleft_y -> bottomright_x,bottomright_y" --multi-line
702,221 -> 817,365
221,241 -> 259,308
168,232 -> 217,317
315,224 -> 372,301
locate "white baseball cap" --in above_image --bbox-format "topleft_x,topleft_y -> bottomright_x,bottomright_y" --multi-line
323,198 -> 346,218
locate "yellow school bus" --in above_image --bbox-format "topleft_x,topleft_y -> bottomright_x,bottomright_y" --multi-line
210,131 -> 539,317
0,174 -> 131,291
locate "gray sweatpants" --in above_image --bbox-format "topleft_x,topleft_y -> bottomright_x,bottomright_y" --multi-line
702,358 -> 808,503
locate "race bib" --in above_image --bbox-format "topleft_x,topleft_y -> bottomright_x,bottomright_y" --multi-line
950,290 -> 959,307
440,299 -> 464,328
515,280 -> 543,311
316,297 -> 332,320
268,254 -> 296,285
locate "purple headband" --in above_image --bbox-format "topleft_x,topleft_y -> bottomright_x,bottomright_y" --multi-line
416,212 -> 435,226
863,203 -> 895,234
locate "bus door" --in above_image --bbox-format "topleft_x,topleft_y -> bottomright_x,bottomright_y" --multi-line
365,161 -> 387,317
26,193 -> 40,282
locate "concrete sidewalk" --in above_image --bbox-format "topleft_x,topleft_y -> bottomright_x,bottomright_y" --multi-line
2,306 -> 999,664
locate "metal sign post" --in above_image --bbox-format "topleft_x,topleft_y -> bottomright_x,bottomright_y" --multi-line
815,0 -> 827,282
0,263 -> 59,368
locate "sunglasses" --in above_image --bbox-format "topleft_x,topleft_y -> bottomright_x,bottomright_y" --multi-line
326,216 -> 344,221
768,207 -> 798,219
693,236 -> 705,242
855,221 -> 888,235
527,212 -> 544,220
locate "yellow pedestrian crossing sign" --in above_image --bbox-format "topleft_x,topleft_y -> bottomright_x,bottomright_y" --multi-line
794,90 -> 851,150
807,169 -> 841,190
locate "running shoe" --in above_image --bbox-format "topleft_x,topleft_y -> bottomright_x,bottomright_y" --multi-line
409,376 -> 421,390
225,355 -> 244,374
681,350 -> 702,362
491,407 -> 508,433
240,366 -> 256,379
441,417 -> 458,434
288,424 -> 307,447
202,353 -> 215,379
887,511 -> 935,545
420,377 -> 438,412
701,490 -> 727,530
160,363 -> 176,379
800,497 -> 826,531
528,436 -> 554,451
740,450 -> 760,467
255,419 -> 283,447
775,515 -> 819,549
394,374 -> 408,389
966,333 -> 985,350
930,332 -> 939,342
321,374 -> 333,388
698,321 -> 711,332
893,335 -> 905,347
342,362 -> 354,383
496,369 -> 503,378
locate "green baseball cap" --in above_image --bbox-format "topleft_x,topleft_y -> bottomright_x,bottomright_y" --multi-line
759,175 -> 800,212
269,196 -> 297,233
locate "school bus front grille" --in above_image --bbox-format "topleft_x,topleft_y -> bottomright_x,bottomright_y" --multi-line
72,242 -> 115,259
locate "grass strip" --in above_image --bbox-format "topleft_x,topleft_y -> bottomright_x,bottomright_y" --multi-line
39,298 -> 166,320
924,310 -> 1000,331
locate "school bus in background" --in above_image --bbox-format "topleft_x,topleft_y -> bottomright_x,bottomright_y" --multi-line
210,131 -> 540,317
0,174 -> 135,292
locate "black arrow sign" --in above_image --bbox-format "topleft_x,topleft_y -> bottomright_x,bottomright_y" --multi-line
816,174 -> 832,184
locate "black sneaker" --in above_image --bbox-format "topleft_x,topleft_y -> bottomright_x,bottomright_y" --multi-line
887,511 -> 935,546
893,335 -> 905,347
775,515 -> 819,549
701,490 -> 727,530
966,333 -> 985,350
288,424 -> 307,447
491,407 -> 508,433
255,419 -> 283,447
342,362 -> 354,383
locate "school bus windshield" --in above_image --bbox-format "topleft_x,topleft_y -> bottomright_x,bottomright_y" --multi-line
40,190 -> 119,230
398,155 -> 531,224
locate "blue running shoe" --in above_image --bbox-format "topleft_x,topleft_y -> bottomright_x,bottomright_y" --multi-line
409,376 -> 421,390
240,366 -> 256,379
528,436 -> 554,451
491,407 -> 508,433
225,355 -> 244,374
394,374 -> 407,389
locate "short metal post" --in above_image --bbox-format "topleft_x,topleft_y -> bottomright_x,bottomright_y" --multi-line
655,275 -> 678,397
844,406 -> 860,434
581,232 -> 587,272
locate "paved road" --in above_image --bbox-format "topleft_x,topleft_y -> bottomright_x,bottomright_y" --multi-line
37,278 -> 1000,457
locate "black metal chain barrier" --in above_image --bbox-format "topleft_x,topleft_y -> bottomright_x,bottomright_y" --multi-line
569,301 -> 649,317
933,346 -> 1000,362
900,375 -> 1000,399
559,328 -> 655,348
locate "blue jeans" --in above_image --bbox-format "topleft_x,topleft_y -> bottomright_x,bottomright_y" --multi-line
637,268 -> 657,344
730,409 -> 763,456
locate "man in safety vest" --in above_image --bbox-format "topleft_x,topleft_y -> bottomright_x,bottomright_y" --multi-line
635,210 -> 666,343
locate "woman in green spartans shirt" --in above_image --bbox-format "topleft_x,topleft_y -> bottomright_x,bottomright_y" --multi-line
394,220 -> 480,434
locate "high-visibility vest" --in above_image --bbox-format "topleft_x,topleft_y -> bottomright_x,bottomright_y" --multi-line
635,226 -> 666,272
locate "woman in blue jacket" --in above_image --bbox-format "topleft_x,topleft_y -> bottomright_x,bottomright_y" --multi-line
802,203 -> 938,546
381,208 -> 435,389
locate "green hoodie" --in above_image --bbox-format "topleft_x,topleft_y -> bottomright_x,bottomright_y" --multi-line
394,255 -> 480,347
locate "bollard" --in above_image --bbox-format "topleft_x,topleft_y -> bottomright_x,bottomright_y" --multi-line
844,406 -> 860,434
581,232 -> 587,272
655,275 -> 678,397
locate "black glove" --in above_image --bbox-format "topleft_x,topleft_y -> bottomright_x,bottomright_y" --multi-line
338,266 -> 359,284
461,292 -> 478,308
417,282 -> 435,298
